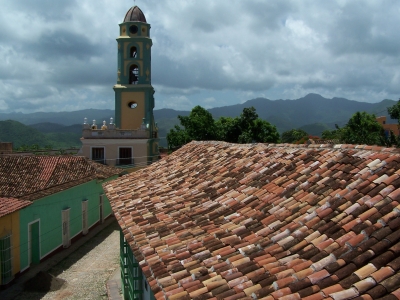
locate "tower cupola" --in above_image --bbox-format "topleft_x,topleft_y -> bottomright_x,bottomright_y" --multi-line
124,6 -> 147,23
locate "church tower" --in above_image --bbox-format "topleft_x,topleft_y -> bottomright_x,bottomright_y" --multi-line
80,6 -> 159,167
114,6 -> 155,133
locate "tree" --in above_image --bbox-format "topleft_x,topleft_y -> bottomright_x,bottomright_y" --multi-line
178,106 -> 216,141
340,111 -> 384,145
167,105 -> 280,150
250,119 -> 280,143
215,107 -> 279,144
166,125 -> 190,150
321,124 -> 343,140
166,106 -> 216,149
386,99 -> 400,147
215,117 -> 241,143
239,107 -> 258,130
281,129 -> 308,143
388,99 -> 400,124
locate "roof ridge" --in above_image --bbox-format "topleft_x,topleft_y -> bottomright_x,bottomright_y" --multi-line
37,156 -> 59,190
189,141 -> 400,154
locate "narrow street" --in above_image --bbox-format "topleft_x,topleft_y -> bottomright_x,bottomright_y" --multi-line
2,220 -> 121,300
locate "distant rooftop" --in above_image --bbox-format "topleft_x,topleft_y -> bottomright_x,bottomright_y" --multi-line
0,156 -> 121,201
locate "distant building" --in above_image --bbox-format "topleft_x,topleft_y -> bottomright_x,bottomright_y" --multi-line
377,116 -> 400,137
0,143 -> 13,155
80,6 -> 159,168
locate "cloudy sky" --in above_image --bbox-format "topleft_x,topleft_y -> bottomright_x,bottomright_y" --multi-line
1,0 -> 400,113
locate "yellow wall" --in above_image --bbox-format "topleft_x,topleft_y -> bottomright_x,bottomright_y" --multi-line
121,91 -> 145,129
0,211 -> 21,281
377,116 -> 400,136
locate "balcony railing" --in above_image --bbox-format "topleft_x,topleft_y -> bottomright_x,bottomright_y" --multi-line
116,158 -> 134,166
92,158 -> 106,165
82,128 -> 150,139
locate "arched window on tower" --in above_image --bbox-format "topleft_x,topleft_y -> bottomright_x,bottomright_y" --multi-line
129,65 -> 139,84
130,46 -> 137,58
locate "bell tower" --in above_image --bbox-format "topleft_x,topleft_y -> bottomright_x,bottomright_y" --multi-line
80,6 -> 159,167
114,6 -> 155,133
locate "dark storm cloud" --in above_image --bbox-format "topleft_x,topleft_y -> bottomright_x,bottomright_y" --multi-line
25,29 -> 102,61
1,0 -> 400,112
327,1 -> 400,56
9,0 -> 77,21
242,1 -> 295,31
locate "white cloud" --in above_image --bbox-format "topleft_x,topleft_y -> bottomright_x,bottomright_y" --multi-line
0,0 -> 399,113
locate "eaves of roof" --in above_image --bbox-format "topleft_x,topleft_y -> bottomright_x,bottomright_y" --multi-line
0,197 -> 32,218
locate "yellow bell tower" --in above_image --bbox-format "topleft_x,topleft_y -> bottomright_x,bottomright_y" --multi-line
114,6 -> 155,132
80,6 -> 159,167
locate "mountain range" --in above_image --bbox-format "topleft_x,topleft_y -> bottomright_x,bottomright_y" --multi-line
0,93 -> 397,148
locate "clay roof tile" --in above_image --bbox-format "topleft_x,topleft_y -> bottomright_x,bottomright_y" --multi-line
101,142 -> 400,299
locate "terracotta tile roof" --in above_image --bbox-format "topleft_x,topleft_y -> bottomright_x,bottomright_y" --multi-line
103,141 -> 400,300
87,159 -> 123,179
0,197 -> 32,218
0,156 -> 121,201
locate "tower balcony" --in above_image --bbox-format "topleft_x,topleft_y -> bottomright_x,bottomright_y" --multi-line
82,126 -> 150,139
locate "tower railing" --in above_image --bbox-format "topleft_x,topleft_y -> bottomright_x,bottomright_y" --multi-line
82,128 -> 150,139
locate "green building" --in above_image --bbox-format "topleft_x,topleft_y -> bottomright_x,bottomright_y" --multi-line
0,156 -> 120,279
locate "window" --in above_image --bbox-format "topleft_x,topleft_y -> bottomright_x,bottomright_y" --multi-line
62,209 -> 71,248
91,147 -> 105,164
82,200 -> 88,235
130,47 -> 137,58
129,65 -> 139,84
118,148 -> 133,166
129,25 -> 138,35
99,194 -> 104,224
128,102 -> 138,109
0,235 -> 12,284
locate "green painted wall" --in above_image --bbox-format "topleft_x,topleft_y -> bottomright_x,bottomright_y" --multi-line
120,230 -> 155,300
19,178 -> 116,271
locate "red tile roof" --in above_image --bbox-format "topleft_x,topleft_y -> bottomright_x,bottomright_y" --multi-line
103,141 -> 400,300
0,156 -> 121,201
0,197 -> 32,218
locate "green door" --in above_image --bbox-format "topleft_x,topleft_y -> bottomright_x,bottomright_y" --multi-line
30,222 -> 40,265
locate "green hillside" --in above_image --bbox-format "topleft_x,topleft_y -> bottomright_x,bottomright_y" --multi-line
0,120 -> 81,149
0,120 -> 49,149
0,94 -> 397,148
0,109 -> 114,126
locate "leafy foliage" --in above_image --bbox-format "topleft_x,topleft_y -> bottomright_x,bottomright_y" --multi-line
178,106 -> 217,141
166,125 -> 190,150
215,117 -> 241,143
340,112 -> 384,145
321,124 -> 342,140
167,106 -> 280,149
321,113 -> 400,147
0,120 -> 81,150
388,99 -> 400,124
281,129 -> 309,143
